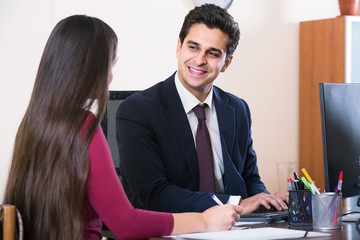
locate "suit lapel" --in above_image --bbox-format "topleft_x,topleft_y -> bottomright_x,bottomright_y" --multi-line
213,87 -> 250,196
213,87 -> 235,160
161,74 -> 199,180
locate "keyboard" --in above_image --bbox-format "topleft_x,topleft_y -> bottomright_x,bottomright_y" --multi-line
238,210 -> 288,223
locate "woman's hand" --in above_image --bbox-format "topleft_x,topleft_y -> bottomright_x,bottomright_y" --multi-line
201,204 -> 244,231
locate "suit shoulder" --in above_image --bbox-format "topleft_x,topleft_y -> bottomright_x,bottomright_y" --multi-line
123,81 -> 163,105
116,81 -> 164,119
214,86 -> 250,110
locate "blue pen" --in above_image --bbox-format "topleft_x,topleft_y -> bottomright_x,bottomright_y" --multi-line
211,194 -> 224,205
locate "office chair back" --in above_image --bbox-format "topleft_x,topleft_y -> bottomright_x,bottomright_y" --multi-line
0,205 -> 23,240
101,90 -> 138,178
101,90 -> 137,240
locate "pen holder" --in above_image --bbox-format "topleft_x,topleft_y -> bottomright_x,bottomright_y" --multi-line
312,192 -> 342,230
288,190 -> 313,226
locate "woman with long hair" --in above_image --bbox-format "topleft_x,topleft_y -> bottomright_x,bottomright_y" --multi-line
3,15 -> 242,240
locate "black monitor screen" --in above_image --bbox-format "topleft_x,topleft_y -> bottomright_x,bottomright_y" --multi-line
319,83 -> 360,199
101,91 -> 137,176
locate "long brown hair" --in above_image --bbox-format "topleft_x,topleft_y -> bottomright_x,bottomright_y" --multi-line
3,15 -> 117,239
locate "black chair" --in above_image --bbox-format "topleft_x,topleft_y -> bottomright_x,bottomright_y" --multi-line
101,91 -> 137,240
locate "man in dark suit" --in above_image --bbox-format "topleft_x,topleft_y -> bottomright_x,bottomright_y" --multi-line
116,4 -> 288,214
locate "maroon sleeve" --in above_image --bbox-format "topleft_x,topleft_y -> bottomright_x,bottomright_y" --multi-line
87,124 -> 174,239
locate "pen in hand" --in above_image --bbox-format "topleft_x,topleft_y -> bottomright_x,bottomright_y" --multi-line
212,194 -> 224,205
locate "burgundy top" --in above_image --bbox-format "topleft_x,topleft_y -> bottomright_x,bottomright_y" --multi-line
82,114 -> 174,239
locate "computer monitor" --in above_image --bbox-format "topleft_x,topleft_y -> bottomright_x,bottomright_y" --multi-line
319,83 -> 360,214
101,90 -> 137,177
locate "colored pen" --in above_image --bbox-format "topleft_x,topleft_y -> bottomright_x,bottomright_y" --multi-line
289,178 -> 295,190
308,182 -> 320,194
293,172 -> 300,181
301,168 -> 313,183
293,180 -> 300,190
328,171 -> 343,223
211,194 -> 223,205
335,171 -> 343,194
292,173 -> 299,190
293,172 -> 304,190
301,168 -> 320,194
287,178 -> 293,190
301,177 -> 315,195
333,203 -> 339,227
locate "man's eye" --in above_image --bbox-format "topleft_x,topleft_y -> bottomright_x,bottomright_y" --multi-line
209,51 -> 219,57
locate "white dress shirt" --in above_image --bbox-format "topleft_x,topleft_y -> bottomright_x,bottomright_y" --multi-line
174,73 -> 241,205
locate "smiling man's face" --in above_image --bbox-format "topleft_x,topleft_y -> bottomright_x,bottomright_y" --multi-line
176,23 -> 232,101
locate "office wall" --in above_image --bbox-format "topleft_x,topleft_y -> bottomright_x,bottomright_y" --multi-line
0,0 -> 340,202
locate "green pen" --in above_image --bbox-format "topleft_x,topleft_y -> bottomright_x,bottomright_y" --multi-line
301,177 -> 315,194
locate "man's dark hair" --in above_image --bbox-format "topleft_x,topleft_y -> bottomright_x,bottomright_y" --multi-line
179,4 -> 240,58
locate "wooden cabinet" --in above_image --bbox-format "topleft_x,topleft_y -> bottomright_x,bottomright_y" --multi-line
299,16 -> 360,190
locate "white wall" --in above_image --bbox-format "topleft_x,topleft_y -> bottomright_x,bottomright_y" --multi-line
0,0 -> 340,202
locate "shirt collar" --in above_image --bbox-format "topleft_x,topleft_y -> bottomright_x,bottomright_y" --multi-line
174,72 -> 214,114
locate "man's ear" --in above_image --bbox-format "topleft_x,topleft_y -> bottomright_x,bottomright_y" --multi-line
220,56 -> 233,72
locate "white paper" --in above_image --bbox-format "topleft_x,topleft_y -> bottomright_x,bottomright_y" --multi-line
170,227 -> 331,239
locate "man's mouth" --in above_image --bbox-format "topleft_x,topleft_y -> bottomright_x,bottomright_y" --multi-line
189,67 -> 206,74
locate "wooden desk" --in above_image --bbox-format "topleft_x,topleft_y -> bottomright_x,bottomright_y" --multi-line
149,221 -> 360,240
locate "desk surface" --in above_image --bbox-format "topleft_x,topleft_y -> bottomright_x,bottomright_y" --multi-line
149,221 -> 360,240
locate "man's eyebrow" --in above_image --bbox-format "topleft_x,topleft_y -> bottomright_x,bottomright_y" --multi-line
186,40 -> 223,54
186,40 -> 199,45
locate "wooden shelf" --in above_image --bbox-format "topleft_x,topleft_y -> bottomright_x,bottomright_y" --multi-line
299,17 -> 346,190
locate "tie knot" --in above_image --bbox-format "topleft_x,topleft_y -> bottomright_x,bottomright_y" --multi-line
193,104 -> 207,120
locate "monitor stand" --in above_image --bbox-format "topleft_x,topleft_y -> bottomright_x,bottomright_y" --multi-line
343,196 -> 360,214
